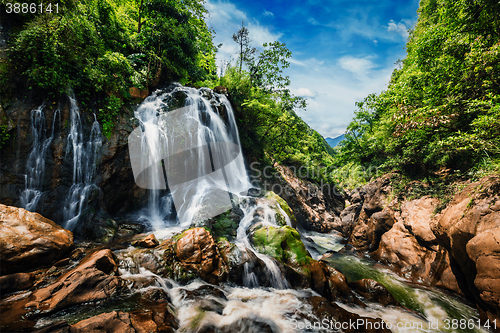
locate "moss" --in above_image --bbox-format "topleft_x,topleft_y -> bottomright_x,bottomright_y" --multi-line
252,225 -> 312,268
264,191 -> 297,226
211,212 -> 238,240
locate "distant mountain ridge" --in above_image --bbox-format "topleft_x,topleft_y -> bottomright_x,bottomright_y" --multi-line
325,134 -> 345,148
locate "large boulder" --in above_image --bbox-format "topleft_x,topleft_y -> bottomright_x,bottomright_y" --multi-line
175,228 -> 228,284
371,197 -> 459,292
467,227 -> 500,315
119,228 -> 227,285
249,225 -> 358,303
0,204 -> 74,275
343,175 -> 394,250
431,176 -> 500,320
1,249 -> 125,331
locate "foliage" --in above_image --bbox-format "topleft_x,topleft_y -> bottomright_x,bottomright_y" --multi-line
0,124 -> 9,148
98,95 -> 123,139
1,0 -> 217,135
335,0 -> 500,180
232,21 -> 256,74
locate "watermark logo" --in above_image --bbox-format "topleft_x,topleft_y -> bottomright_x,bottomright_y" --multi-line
128,105 -> 241,225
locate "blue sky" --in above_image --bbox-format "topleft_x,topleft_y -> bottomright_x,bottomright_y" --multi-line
205,0 -> 420,138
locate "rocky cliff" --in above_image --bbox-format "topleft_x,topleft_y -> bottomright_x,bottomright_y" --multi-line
341,174 -> 500,324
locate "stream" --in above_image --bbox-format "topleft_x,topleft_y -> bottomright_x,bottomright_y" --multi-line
19,84 -> 494,332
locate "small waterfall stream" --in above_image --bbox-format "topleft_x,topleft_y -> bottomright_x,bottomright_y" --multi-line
20,105 -> 58,212
62,93 -> 102,231
130,84 -> 251,229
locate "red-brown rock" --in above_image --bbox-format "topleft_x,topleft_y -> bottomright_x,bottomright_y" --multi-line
132,233 -> 159,248
0,204 -> 74,275
175,228 -> 227,284
0,249 -> 124,331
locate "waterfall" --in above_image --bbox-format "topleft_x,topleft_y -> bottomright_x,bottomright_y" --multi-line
20,105 -> 58,212
63,93 -> 102,231
130,84 -> 251,229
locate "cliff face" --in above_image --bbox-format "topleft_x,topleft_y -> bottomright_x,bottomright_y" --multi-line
0,97 -> 146,230
342,174 -> 500,323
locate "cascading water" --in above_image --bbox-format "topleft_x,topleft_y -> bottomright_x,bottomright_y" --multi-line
131,84 -> 251,229
236,198 -> 291,289
19,105 -> 59,212
62,93 -> 102,231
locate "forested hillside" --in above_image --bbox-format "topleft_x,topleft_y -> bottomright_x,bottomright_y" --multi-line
0,0 -> 217,137
335,0 -> 500,183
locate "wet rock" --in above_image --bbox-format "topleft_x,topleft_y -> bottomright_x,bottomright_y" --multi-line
262,191 -> 297,227
339,202 -> 363,236
0,249 -> 125,331
179,285 -> 227,315
249,225 -> 311,269
0,272 -> 35,295
349,278 -> 398,306
33,320 -> 70,333
265,164 -> 345,233
175,228 -> 228,285
304,296 -> 392,332
348,208 -> 395,252
132,233 -> 159,248
70,311 -> 138,333
217,239 -> 272,287
0,204 -> 74,275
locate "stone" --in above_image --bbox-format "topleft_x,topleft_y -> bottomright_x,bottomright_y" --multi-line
401,196 -> 438,244
1,249 -> 125,331
175,228 -> 228,284
267,164 -> 345,233
349,278 -> 398,306
0,204 -> 74,275
132,233 -> 159,248
431,176 -> 500,318
467,227 -> 500,311
304,296 -> 392,332
0,272 -> 35,295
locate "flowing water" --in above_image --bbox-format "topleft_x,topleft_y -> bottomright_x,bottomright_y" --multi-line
130,84 -> 251,229
31,85 -> 493,332
62,93 -> 102,231
122,84 -> 492,332
20,105 -> 59,212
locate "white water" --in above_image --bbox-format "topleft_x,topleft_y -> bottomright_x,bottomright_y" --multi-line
63,93 -> 102,231
20,105 -> 58,212
131,84 -> 251,229
236,197 -> 291,289
120,84 -> 490,332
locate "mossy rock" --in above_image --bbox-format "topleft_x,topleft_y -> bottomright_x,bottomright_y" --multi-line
209,209 -> 241,241
250,225 -> 312,268
264,191 -> 297,227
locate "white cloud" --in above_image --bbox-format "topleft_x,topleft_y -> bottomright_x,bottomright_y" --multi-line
387,20 -> 409,38
205,0 -> 245,23
291,87 -> 316,98
308,18 -> 320,25
263,10 -> 274,17
248,22 -> 282,47
338,56 -> 375,77
205,0 -> 282,66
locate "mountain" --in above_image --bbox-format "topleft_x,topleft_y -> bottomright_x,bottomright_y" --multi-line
325,134 -> 345,148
